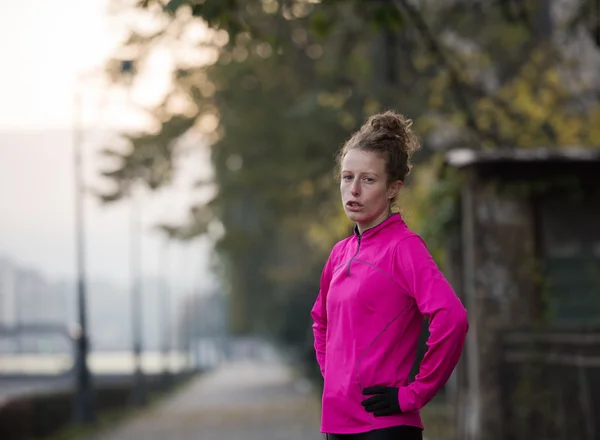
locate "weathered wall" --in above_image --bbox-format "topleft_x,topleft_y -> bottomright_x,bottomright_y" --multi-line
443,240 -> 469,440
456,174 -> 538,440
447,159 -> 600,440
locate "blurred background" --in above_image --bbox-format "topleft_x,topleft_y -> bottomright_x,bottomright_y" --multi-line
1,1 -> 599,439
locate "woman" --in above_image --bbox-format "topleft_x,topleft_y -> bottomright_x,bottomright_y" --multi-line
311,111 -> 468,440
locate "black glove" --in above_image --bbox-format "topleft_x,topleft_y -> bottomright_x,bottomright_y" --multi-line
361,386 -> 402,417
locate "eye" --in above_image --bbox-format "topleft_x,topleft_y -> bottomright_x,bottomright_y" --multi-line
342,175 -> 353,181
364,177 -> 375,183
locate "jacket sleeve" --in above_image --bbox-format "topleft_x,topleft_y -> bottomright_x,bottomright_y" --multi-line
394,235 -> 469,412
310,254 -> 335,378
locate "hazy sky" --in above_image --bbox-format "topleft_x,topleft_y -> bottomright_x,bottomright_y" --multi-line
0,0 -> 216,294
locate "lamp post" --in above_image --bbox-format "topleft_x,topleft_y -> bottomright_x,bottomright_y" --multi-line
160,236 -> 172,388
72,80 -> 94,424
130,182 -> 146,406
117,59 -> 147,407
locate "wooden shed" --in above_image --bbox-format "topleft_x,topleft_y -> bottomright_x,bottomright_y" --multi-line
440,148 -> 600,440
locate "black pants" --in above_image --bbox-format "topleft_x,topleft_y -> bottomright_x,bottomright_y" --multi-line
327,425 -> 423,440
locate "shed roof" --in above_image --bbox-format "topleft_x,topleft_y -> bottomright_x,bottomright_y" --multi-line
445,148 -> 600,169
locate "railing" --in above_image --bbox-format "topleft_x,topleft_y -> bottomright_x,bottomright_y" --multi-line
499,328 -> 600,440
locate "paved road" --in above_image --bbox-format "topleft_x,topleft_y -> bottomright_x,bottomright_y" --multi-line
92,360 -> 323,440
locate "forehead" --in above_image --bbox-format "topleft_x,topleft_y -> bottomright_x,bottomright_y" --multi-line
341,149 -> 386,173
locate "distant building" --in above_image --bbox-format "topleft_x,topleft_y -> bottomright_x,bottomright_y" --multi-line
14,268 -> 68,325
0,257 -> 70,353
17,268 -> 56,324
0,257 -> 17,327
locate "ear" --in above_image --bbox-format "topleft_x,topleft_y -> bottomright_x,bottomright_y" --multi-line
388,180 -> 403,200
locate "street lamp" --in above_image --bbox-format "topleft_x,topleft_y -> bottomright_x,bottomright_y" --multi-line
118,59 -> 147,407
129,182 -> 146,406
160,236 -> 172,389
72,77 -> 94,424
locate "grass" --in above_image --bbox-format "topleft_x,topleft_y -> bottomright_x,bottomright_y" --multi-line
47,376 -> 196,440
420,396 -> 454,440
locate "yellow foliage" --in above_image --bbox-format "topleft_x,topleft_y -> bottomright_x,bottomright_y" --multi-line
469,50 -> 600,148
428,72 -> 450,110
363,99 -> 382,117
586,105 -> 600,145
306,203 -> 351,254
317,91 -> 348,109
299,180 -> 315,197
398,160 -> 440,230
338,111 -> 356,131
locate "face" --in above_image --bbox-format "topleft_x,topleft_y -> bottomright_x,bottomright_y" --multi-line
340,149 -> 402,233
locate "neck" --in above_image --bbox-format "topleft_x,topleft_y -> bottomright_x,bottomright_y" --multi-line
356,210 -> 392,235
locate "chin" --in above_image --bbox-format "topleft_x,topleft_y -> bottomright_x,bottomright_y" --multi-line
344,210 -> 369,224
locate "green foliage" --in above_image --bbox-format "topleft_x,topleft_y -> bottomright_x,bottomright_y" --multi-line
101,0 -> 600,356
417,165 -> 463,265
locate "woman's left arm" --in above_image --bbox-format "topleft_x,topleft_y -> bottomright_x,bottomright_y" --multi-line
395,235 -> 469,413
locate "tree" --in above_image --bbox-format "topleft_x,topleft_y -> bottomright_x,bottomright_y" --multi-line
100,0 -> 600,350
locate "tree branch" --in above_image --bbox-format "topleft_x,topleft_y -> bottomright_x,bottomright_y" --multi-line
392,0 -> 486,145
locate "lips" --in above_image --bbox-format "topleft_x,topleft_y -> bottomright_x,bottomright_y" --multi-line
346,201 -> 363,211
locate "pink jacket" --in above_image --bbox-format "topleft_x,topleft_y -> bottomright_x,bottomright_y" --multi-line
311,214 -> 468,434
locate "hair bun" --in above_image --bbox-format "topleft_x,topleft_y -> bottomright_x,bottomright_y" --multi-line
370,112 -> 410,134
366,110 -> 419,153
338,110 -> 421,182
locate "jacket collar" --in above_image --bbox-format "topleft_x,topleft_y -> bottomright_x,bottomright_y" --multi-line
353,212 -> 403,239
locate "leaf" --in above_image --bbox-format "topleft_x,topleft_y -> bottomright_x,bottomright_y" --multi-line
309,9 -> 336,39
103,0 -> 600,344
370,3 -> 404,30
164,0 -> 187,15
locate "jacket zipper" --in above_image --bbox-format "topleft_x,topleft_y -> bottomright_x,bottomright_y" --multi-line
346,234 -> 361,276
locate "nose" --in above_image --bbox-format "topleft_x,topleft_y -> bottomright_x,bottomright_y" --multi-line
351,180 -> 360,196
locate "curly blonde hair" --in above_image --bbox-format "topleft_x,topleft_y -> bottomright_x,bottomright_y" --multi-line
336,110 -> 421,183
